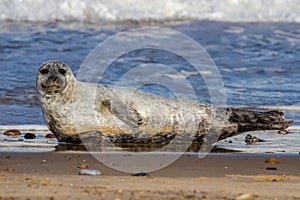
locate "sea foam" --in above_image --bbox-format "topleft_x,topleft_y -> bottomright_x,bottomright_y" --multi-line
0,0 -> 299,23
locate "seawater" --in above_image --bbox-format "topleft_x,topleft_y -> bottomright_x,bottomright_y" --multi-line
0,1 -> 300,153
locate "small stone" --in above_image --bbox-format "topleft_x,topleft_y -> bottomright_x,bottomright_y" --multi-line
41,159 -> 48,166
266,167 -> 277,170
235,193 -> 252,200
45,133 -> 56,138
278,130 -> 288,135
3,129 -> 21,136
78,163 -> 88,169
24,133 -> 36,139
131,172 -> 149,176
78,169 -> 102,176
244,134 -> 263,144
265,158 -> 279,164
4,167 -> 15,172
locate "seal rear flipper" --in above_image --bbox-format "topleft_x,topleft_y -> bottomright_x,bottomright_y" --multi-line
220,108 -> 293,140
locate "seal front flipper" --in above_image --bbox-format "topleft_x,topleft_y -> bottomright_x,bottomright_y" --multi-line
101,98 -> 143,128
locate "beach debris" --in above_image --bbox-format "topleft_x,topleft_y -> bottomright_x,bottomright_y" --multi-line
266,167 -> 277,170
45,133 -> 56,138
24,133 -> 36,139
131,172 -> 149,176
78,169 -> 102,176
265,157 -> 279,164
3,129 -> 21,136
235,193 -> 253,200
4,167 -> 15,172
78,163 -> 88,169
41,159 -> 48,166
278,130 -> 288,135
244,134 -> 263,144
252,175 -> 289,181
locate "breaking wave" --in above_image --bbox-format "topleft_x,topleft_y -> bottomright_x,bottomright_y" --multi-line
1,0 -> 300,23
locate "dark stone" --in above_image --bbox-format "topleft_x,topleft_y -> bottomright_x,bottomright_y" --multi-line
131,172 -> 149,176
266,167 -> 277,170
244,134 -> 263,144
24,133 -> 36,139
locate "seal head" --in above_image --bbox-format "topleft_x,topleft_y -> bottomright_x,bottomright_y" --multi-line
37,60 -> 75,96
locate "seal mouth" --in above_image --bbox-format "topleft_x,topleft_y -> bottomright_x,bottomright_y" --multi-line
45,84 -> 61,90
42,84 -> 63,94
40,74 -> 67,95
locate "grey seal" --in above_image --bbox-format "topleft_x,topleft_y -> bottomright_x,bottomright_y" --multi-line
36,60 -> 292,144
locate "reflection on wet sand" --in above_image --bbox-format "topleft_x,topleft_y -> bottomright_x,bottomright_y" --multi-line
55,142 -> 240,153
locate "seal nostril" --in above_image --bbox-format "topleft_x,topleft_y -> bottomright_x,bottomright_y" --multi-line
40,69 -> 49,75
58,68 -> 67,75
48,75 -> 58,82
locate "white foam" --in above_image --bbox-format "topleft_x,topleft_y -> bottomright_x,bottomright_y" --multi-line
228,104 -> 300,112
216,130 -> 300,154
0,0 -> 300,23
0,124 -> 49,132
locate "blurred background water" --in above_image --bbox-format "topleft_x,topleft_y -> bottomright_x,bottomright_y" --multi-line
0,0 -> 300,153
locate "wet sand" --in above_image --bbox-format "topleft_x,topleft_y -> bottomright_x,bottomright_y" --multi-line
0,152 -> 300,199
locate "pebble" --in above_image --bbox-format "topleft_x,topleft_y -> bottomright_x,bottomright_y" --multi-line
278,130 -> 288,135
266,167 -> 277,170
265,158 -> 279,164
235,193 -> 253,200
3,129 -> 21,136
24,133 -> 36,139
244,134 -> 262,144
45,133 -> 56,138
4,167 -> 15,172
41,159 -> 48,166
131,172 -> 149,176
78,163 -> 88,169
78,169 -> 102,176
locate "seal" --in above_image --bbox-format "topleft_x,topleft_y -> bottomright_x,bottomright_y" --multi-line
37,60 -> 292,145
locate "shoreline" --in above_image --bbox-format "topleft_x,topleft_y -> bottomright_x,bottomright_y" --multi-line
1,152 -> 299,199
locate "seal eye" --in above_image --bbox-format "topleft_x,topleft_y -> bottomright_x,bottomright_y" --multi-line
58,68 -> 67,75
40,69 -> 49,75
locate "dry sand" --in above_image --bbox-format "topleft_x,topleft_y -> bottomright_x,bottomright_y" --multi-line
0,152 -> 300,199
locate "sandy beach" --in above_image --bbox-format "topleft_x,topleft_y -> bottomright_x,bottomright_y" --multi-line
0,152 -> 299,199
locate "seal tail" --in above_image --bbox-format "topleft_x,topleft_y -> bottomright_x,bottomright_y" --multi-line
220,108 -> 293,140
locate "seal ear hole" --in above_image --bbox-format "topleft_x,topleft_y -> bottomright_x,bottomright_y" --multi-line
58,68 -> 67,76
40,69 -> 49,75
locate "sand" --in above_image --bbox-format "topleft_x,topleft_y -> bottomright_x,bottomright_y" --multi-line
0,152 -> 300,199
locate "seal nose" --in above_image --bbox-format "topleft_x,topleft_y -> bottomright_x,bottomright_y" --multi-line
47,75 -> 59,83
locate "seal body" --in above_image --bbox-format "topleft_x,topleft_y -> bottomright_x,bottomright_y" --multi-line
37,61 -> 292,144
